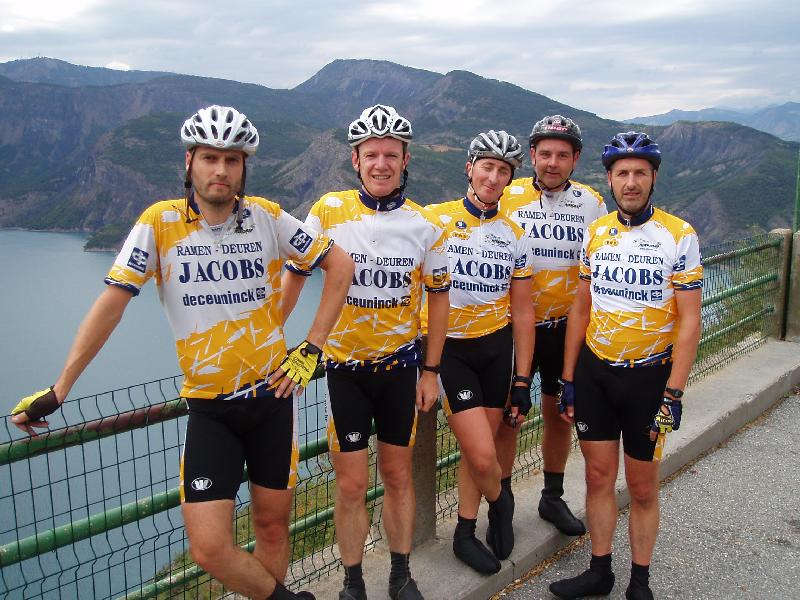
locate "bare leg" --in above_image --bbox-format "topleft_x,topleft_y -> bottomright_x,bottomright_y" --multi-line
377,442 -> 415,553
250,484 -> 294,584
183,498 -> 277,598
331,449 -> 370,566
580,440 -> 620,556
624,453 -> 660,565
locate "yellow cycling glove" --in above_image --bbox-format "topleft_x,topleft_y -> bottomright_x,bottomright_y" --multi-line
278,341 -> 322,389
12,387 -> 60,420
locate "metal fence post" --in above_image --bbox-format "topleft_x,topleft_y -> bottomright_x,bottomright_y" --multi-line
411,408 -> 438,547
786,231 -> 800,342
770,229 -> 793,339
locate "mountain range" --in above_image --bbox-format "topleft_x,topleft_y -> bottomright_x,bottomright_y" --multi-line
0,57 -> 797,248
626,103 -> 800,142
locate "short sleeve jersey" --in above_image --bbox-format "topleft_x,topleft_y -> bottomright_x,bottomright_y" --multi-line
105,196 -> 332,399
286,189 -> 450,370
422,198 -> 533,339
579,206 -> 703,366
501,178 -> 606,325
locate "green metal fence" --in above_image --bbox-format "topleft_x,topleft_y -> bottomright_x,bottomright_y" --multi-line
0,233 -> 786,599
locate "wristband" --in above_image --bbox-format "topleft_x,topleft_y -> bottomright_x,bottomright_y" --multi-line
512,375 -> 532,386
422,365 -> 440,374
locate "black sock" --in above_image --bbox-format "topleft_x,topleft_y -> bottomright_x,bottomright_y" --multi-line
542,471 -> 565,499
266,582 -> 295,600
630,562 -> 650,587
343,562 -> 365,590
590,553 -> 613,575
501,476 -> 512,495
389,551 -> 411,585
455,514 -> 477,537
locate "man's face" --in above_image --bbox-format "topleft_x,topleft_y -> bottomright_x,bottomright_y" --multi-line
187,147 -> 244,206
531,138 -> 579,191
607,157 -> 657,217
466,158 -> 513,207
351,137 -> 410,198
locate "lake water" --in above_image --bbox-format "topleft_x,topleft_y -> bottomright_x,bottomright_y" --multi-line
0,229 -> 322,412
0,229 -> 324,598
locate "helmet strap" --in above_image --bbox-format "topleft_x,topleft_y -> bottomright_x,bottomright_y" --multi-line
184,149 -> 198,223
235,160 -> 248,232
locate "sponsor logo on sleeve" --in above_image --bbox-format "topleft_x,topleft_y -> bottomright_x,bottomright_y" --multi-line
432,266 -> 448,287
674,254 -> 687,271
457,389 -> 473,402
514,254 -> 528,270
289,229 -> 313,253
127,247 -> 149,274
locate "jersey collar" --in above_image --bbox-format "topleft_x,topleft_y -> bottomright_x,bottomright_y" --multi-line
358,189 -> 406,212
462,196 -> 498,219
616,202 -> 654,227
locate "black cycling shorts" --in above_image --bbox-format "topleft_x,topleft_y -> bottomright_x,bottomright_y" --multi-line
325,367 -> 418,452
574,345 -> 671,462
181,395 -> 297,503
440,324 -> 513,417
532,319 -> 567,396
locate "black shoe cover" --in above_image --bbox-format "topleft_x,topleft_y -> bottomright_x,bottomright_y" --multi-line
453,531 -> 501,574
296,593 -> 317,600
625,582 -> 654,600
388,577 -> 424,600
549,567 -> 615,599
487,487 -> 515,559
539,495 -> 586,536
338,584 -> 367,600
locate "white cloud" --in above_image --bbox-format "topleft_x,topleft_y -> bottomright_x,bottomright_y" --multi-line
0,0 -> 797,120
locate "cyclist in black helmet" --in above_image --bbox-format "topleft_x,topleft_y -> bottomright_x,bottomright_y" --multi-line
549,132 -> 702,600
499,115 -> 607,538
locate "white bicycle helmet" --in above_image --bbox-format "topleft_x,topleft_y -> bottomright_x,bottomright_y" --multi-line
468,130 -> 524,169
348,104 -> 413,147
181,105 -> 259,156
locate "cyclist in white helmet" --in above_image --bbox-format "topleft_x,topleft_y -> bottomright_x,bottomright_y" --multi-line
498,115 -> 607,539
10,105 -> 354,600
422,130 -> 534,574
281,104 -> 450,600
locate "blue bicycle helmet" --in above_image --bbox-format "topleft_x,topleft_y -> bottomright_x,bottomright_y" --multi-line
601,131 -> 661,171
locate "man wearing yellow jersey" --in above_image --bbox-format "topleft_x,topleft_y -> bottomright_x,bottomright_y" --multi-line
423,130 -> 534,574
10,106 -> 354,600
281,105 -> 450,600
499,115 -> 606,537
550,132 -> 702,600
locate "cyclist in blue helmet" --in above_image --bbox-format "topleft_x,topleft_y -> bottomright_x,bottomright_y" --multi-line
550,131 -> 703,600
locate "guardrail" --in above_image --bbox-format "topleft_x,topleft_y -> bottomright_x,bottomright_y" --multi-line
0,232 -> 790,599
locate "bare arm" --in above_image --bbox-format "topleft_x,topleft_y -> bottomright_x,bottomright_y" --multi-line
666,288 -> 702,393
508,276 -> 535,419
304,244 -> 354,347
562,279 -> 591,382
270,244 -> 354,397
280,268 -> 309,326
11,285 -> 133,432
417,289 -> 449,412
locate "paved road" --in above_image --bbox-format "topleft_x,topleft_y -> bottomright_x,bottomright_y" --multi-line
497,393 -> 800,600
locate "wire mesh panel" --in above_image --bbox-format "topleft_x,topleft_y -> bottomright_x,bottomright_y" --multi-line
692,233 -> 782,381
0,233 -> 789,599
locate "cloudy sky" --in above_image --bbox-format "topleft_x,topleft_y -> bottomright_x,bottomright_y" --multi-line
1,0 -> 797,120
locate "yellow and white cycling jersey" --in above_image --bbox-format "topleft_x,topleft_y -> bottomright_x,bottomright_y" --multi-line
287,189 -> 450,371
106,196 -> 332,399
501,178 -> 606,325
422,198 -> 532,339
579,206 -> 703,366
